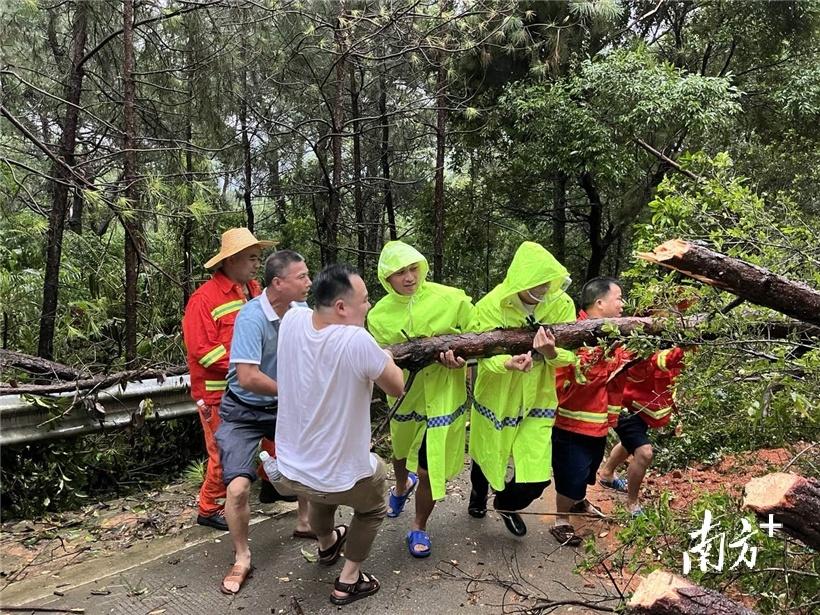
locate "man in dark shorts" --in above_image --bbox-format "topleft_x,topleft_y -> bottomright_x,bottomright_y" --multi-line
551,277 -> 630,545
598,345 -> 687,516
216,250 -> 312,595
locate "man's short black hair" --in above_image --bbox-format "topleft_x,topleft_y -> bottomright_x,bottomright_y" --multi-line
313,263 -> 360,308
264,250 -> 304,286
580,276 -> 621,310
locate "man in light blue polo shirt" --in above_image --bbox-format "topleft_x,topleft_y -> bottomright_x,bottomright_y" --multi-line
215,249 -> 312,595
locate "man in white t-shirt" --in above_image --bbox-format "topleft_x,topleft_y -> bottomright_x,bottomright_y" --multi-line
275,263 -> 405,607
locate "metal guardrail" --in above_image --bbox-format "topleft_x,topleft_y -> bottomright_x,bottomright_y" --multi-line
0,375 -> 194,446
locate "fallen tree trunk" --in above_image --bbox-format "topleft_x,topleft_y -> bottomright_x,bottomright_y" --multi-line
0,365 -> 188,396
637,239 -> 820,326
628,570 -> 759,615
3,314 -> 816,392
0,350 -> 88,381
386,317 -> 660,371
742,472 -> 820,550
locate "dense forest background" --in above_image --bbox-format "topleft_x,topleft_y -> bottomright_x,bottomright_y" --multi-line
1,3 -> 819,610
2,0 -> 819,517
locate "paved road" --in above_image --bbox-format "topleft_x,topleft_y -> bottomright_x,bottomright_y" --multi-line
13,471 -> 621,614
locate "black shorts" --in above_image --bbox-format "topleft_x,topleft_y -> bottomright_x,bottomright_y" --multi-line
614,412 -> 651,454
416,432 -> 429,471
551,427 -> 606,501
216,392 -> 277,485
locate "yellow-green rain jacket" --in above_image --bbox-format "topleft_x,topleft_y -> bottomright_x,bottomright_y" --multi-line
468,241 -> 576,491
367,241 -> 474,500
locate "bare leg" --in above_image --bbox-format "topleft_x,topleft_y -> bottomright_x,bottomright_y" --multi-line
294,496 -> 311,534
626,444 -> 653,512
393,458 -> 413,495
554,492 -> 576,527
224,477 -> 251,593
412,468 -> 436,532
599,442 -> 630,481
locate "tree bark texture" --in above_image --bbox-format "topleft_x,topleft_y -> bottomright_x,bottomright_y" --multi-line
38,0 -> 88,360
580,171 -> 605,280
0,350 -> 87,381
386,317 -> 660,371
627,570 -> 759,615
552,174 -> 567,264
379,71 -> 396,243
638,239 -> 820,326
122,0 -> 141,366
432,51 -> 447,282
349,65 -> 365,272
1,365 -> 188,396
743,472 -> 820,550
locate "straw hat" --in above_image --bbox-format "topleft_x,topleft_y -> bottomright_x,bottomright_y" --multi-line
204,228 -> 276,269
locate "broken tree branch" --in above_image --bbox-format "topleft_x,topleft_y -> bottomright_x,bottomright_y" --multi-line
0,350 -> 88,381
638,239 -> 820,326
0,366 -> 188,396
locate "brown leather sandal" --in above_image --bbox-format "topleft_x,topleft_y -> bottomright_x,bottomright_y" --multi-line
318,524 -> 348,566
550,524 -> 582,546
220,563 -> 253,595
329,571 -> 380,605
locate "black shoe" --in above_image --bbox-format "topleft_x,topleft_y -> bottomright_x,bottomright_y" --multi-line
197,511 -> 228,531
260,480 -> 297,504
499,511 -> 527,536
468,489 -> 487,518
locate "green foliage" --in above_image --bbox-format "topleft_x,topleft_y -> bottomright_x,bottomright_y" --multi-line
611,490 -> 819,614
620,153 -> 820,468
0,418 -> 203,520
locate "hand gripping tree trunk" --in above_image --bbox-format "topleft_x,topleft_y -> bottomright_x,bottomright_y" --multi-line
38,0 -> 89,360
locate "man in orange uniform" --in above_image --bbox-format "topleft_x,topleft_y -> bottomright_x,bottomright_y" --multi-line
550,277 -> 630,545
183,228 -> 292,531
598,345 -> 687,516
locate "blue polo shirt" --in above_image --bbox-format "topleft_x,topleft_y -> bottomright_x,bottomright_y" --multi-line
226,292 -> 307,406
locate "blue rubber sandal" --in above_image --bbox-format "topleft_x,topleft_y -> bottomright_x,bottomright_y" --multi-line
387,472 -> 418,518
599,477 -> 628,493
406,529 -> 431,558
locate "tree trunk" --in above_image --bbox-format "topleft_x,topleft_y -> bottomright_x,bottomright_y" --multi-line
122,0 -> 141,366
386,316 -> 662,371
0,350 -> 87,381
322,3 -> 348,266
38,0 -> 88,360
580,171 -> 604,280
239,62 -> 254,232
181,79 -> 194,308
349,65 -> 365,272
743,472 -> 820,550
552,173 -> 567,264
638,239 -> 820,326
628,570 -> 759,615
379,70 -> 396,242
432,48 -> 448,282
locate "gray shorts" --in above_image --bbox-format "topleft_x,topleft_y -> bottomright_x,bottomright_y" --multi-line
215,392 -> 277,485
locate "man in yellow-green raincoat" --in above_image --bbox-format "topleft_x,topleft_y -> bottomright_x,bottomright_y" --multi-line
468,241 -> 576,537
368,241 -> 473,559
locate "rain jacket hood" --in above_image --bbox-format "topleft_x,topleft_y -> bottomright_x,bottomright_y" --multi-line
498,241 -> 570,302
377,241 -> 430,299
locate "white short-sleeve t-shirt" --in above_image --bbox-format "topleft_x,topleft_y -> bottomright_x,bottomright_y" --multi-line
275,306 -> 389,492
